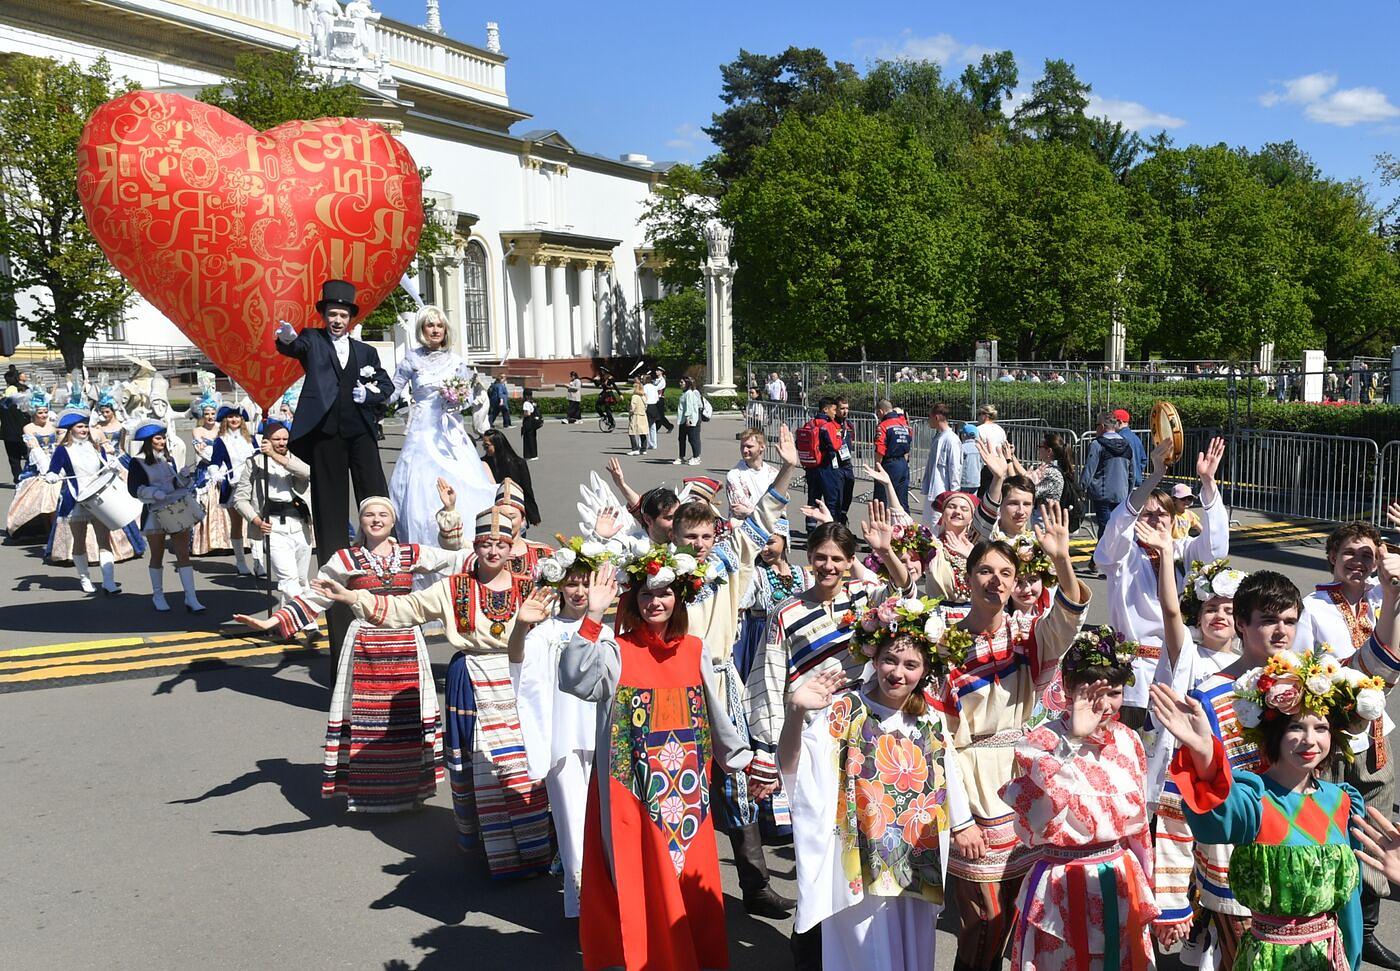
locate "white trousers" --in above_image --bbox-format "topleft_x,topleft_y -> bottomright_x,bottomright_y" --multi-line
545,750 -> 592,918
265,522 -> 312,606
821,896 -> 939,971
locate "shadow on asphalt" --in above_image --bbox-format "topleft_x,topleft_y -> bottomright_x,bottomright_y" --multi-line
152,653 -> 332,706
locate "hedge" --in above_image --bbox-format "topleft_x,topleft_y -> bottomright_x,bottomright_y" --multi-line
812,381 -> 1400,443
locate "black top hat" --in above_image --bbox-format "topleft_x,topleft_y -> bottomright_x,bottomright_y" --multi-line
315,279 -> 360,317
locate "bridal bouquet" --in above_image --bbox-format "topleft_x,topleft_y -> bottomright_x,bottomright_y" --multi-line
439,376 -> 477,417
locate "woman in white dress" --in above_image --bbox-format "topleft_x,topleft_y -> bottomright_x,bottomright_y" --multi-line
387,306 -> 496,551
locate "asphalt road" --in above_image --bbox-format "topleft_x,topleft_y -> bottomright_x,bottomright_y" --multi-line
1,413 -> 1396,969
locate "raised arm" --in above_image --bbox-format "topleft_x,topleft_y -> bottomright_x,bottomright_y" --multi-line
1127,438 -> 1174,517
1182,437 -> 1229,563
1139,519 -> 1188,669
1027,501 -> 1091,676
559,564 -> 622,703
862,499 -> 911,593
776,669 -> 845,776
769,422 -> 800,498
605,456 -> 642,510
274,320 -> 309,361
507,587 -> 557,665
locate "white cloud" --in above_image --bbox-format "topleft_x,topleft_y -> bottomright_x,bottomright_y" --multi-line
664,121 -> 703,152
1088,95 -> 1186,131
998,89 -> 1184,131
859,30 -> 994,68
1260,73 -> 1400,127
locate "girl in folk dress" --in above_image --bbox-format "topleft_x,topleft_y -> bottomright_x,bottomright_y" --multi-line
732,517 -> 810,684
387,305 -> 496,551
238,497 -> 458,813
780,597 -> 970,971
560,554 -> 752,971
1151,651 -> 1390,971
47,410 -> 124,595
509,539 -> 612,917
188,395 -> 232,557
127,423 -> 205,614
207,406 -> 258,574
7,390 -> 60,535
330,506 -> 552,877
936,501 -> 1090,971
927,490 -> 976,611
1001,627 -> 1159,971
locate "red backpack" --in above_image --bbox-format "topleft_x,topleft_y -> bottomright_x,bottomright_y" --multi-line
795,417 -> 839,469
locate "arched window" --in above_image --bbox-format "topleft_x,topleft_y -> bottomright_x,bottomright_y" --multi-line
463,240 -> 490,352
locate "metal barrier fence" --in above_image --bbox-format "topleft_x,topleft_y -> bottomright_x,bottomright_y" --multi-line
751,402 -> 1398,527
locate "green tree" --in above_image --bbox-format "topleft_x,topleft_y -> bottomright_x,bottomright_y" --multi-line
200,51 -> 450,340
637,163 -> 719,367
1013,58 -> 1092,147
1086,116 -> 1143,182
846,59 -> 979,165
0,56 -> 135,370
703,47 -> 857,183
965,139 -> 1141,358
959,51 -> 1018,128
723,107 -> 981,360
1128,145 -> 1311,358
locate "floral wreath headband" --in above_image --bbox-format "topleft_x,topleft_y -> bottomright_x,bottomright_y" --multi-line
1182,558 -> 1248,625
1232,644 -> 1385,760
1062,625 -> 1140,686
622,542 -> 714,602
842,595 -> 971,680
535,535 -> 624,587
861,523 -> 937,578
1010,533 -> 1052,580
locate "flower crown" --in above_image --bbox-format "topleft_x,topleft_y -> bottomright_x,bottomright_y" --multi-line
1010,532 -> 1053,579
622,543 -> 709,602
1181,558 -> 1248,625
1232,644 -> 1386,758
536,535 -> 622,586
840,595 -> 969,679
1062,625 -> 1139,686
861,523 -> 937,577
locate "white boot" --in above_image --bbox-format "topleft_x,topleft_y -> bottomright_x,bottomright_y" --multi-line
99,549 -> 121,595
251,544 -> 266,577
149,566 -> 170,612
73,553 -> 95,594
179,565 -> 205,613
233,546 -> 250,575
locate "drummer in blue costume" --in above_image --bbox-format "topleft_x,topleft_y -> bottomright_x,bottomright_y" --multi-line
128,422 -> 206,614
48,409 -> 124,595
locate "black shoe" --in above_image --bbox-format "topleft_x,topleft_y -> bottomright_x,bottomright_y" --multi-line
742,885 -> 794,919
1364,933 -> 1400,970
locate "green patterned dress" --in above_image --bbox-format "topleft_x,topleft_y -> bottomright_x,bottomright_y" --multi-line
1173,739 -> 1363,970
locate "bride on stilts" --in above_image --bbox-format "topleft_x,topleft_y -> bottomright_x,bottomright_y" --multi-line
388,305 -> 496,558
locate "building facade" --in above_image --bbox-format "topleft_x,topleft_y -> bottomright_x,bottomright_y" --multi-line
2,0 -> 672,383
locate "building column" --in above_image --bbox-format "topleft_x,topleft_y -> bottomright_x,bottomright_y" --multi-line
578,262 -> 598,358
550,258 -> 571,359
529,256 -> 552,358
596,265 -> 613,358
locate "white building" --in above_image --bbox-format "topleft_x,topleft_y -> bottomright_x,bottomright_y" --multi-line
2,0 -> 674,384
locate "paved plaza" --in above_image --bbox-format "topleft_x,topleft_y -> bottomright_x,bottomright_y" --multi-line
2,413 -> 1398,969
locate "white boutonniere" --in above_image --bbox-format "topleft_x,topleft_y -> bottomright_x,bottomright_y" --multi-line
359,366 -> 375,378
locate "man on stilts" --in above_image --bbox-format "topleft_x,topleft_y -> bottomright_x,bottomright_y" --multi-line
276,279 -> 391,666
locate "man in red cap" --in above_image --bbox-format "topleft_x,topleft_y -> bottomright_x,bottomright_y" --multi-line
1112,407 -> 1146,486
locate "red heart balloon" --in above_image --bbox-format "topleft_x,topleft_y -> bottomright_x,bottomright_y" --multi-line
76,92 -> 424,409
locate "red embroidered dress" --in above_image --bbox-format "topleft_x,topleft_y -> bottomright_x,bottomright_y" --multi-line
561,619 -> 753,971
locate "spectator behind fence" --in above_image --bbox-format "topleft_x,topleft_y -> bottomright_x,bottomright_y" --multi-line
1111,407 -> 1145,487
958,422 -> 982,492
765,371 -> 786,402
744,387 -> 765,431
834,396 -> 856,522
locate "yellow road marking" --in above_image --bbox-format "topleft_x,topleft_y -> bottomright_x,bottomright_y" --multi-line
0,636 -> 272,673
0,642 -> 323,684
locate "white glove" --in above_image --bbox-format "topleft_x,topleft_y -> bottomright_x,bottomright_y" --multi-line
275,321 -> 296,344
352,383 -> 368,404
43,471 -> 60,484
151,489 -> 168,502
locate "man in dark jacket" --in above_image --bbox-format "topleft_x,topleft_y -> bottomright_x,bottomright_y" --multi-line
1081,412 -> 1134,554
275,279 -> 391,661
1,371 -> 30,483
488,376 -> 511,427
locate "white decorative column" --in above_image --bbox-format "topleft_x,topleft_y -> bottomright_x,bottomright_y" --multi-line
1258,341 -> 1276,373
701,218 -> 738,399
578,262 -> 598,358
529,256 -> 552,358
596,265 -> 613,358
1104,313 -> 1126,370
550,258 -> 571,359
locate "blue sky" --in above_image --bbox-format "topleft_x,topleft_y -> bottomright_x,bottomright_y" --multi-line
383,1 -> 1400,202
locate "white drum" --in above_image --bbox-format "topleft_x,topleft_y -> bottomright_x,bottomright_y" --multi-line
152,490 -> 206,534
76,465 -> 144,532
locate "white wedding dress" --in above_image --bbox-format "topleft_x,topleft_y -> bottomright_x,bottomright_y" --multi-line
388,347 -> 496,558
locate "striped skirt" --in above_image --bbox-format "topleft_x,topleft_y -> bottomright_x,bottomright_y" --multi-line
323,620 -> 443,813
444,650 -> 553,879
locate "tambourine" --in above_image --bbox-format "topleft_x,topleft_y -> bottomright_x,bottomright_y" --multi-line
1150,400 -> 1184,465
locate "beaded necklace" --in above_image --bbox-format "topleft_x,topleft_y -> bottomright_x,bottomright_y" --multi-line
762,562 -> 800,604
